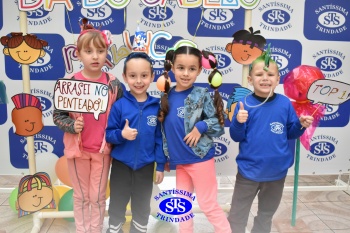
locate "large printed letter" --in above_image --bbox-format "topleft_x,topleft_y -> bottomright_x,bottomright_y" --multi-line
18,0 -> 43,11
44,0 -> 73,11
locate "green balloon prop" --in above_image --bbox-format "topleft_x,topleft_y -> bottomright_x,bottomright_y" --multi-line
58,189 -> 75,222
9,187 -> 18,213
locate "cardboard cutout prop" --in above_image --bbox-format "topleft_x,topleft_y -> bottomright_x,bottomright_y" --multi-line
53,79 -> 109,120
1,33 -> 48,65
225,27 -> 266,65
132,21 -> 147,52
307,79 -> 350,106
226,46 -> 274,121
16,172 -> 56,217
226,87 -> 252,122
283,65 -> 326,150
11,93 -> 43,136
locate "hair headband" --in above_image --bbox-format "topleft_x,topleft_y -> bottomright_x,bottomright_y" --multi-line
124,52 -> 154,73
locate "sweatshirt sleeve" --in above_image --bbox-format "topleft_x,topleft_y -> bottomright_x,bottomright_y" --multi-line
53,108 -> 76,134
155,120 -> 166,172
194,121 -> 208,134
286,103 -> 306,139
105,100 -> 127,144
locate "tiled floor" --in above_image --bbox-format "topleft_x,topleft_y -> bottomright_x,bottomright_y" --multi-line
0,174 -> 349,233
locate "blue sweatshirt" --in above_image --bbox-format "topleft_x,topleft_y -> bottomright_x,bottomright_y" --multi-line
106,91 -> 166,171
163,87 -> 215,166
230,94 -> 305,182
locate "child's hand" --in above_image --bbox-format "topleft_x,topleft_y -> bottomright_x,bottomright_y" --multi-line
154,171 -> 164,184
74,116 -> 84,133
184,126 -> 201,147
236,102 -> 248,123
299,115 -> 314,128
122,119 -> 138,140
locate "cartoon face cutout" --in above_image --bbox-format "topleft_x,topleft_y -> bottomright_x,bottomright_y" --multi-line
226,43 -> 263,65
226,27 -> 266,65
133,30 -> 147,51
17,172 -> 56,217
5,41 -> 46,64
12,106 -> 43,136
1,33 -> 48,65
11,93 -> 43,136
17,180 -> 53,212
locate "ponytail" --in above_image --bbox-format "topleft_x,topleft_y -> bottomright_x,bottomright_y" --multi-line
158,49 -> 174,122
202,50 -> 225,126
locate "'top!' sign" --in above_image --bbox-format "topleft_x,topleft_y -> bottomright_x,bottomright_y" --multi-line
307,79 -> 350,105
53,79 -> 109,120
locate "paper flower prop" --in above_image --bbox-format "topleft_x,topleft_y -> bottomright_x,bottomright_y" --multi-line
283,65 -> 326,150
225,27 -> 266,65
1,33 -> 48,65
11,93 -> 43,136
17,172 -> 56,217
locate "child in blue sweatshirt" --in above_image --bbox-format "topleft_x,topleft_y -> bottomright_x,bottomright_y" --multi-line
106,52 -> 166,233
227,52 -> 314,233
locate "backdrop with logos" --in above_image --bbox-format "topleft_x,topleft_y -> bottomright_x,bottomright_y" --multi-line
0,0 -> 349,177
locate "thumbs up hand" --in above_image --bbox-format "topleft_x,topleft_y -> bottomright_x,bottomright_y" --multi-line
122,119 -> 138,140
236,102 -> 248,123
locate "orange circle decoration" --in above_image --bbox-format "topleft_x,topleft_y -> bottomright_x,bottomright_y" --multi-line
156,75 -> 170,92
55,155 -> 72,187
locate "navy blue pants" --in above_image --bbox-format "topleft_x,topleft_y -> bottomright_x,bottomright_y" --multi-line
107,159 -> 154,233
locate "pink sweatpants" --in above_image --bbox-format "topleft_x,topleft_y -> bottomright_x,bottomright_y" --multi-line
67,151 -> 110,233
176,158 -> 231,233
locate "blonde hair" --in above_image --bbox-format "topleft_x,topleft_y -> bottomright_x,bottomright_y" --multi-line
76,30 -> 107,52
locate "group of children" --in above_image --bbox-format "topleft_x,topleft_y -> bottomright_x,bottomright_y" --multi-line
53,27 -> 314,233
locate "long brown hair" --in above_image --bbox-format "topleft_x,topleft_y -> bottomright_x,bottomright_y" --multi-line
158,46 -> 225,126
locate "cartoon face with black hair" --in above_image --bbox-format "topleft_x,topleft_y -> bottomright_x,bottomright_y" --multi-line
225,27 -> 266,65
1,32 -> 48,65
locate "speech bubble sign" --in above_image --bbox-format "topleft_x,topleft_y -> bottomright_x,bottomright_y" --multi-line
53,79 -> 109,120
307,79 -> 350,105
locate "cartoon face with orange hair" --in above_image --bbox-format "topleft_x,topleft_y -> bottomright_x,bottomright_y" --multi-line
11,93 -> 43,136
17,172 -> 55,217
1,32 -> 48,65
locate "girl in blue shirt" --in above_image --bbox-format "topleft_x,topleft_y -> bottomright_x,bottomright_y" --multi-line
158,46 -> 231,233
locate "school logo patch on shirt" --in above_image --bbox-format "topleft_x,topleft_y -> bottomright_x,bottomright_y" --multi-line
270,122 -> 284,134
147,115 -> 157,126
177,107 -> 185,118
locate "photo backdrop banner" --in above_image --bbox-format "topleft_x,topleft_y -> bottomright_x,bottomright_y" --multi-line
0,0 -> 349,176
